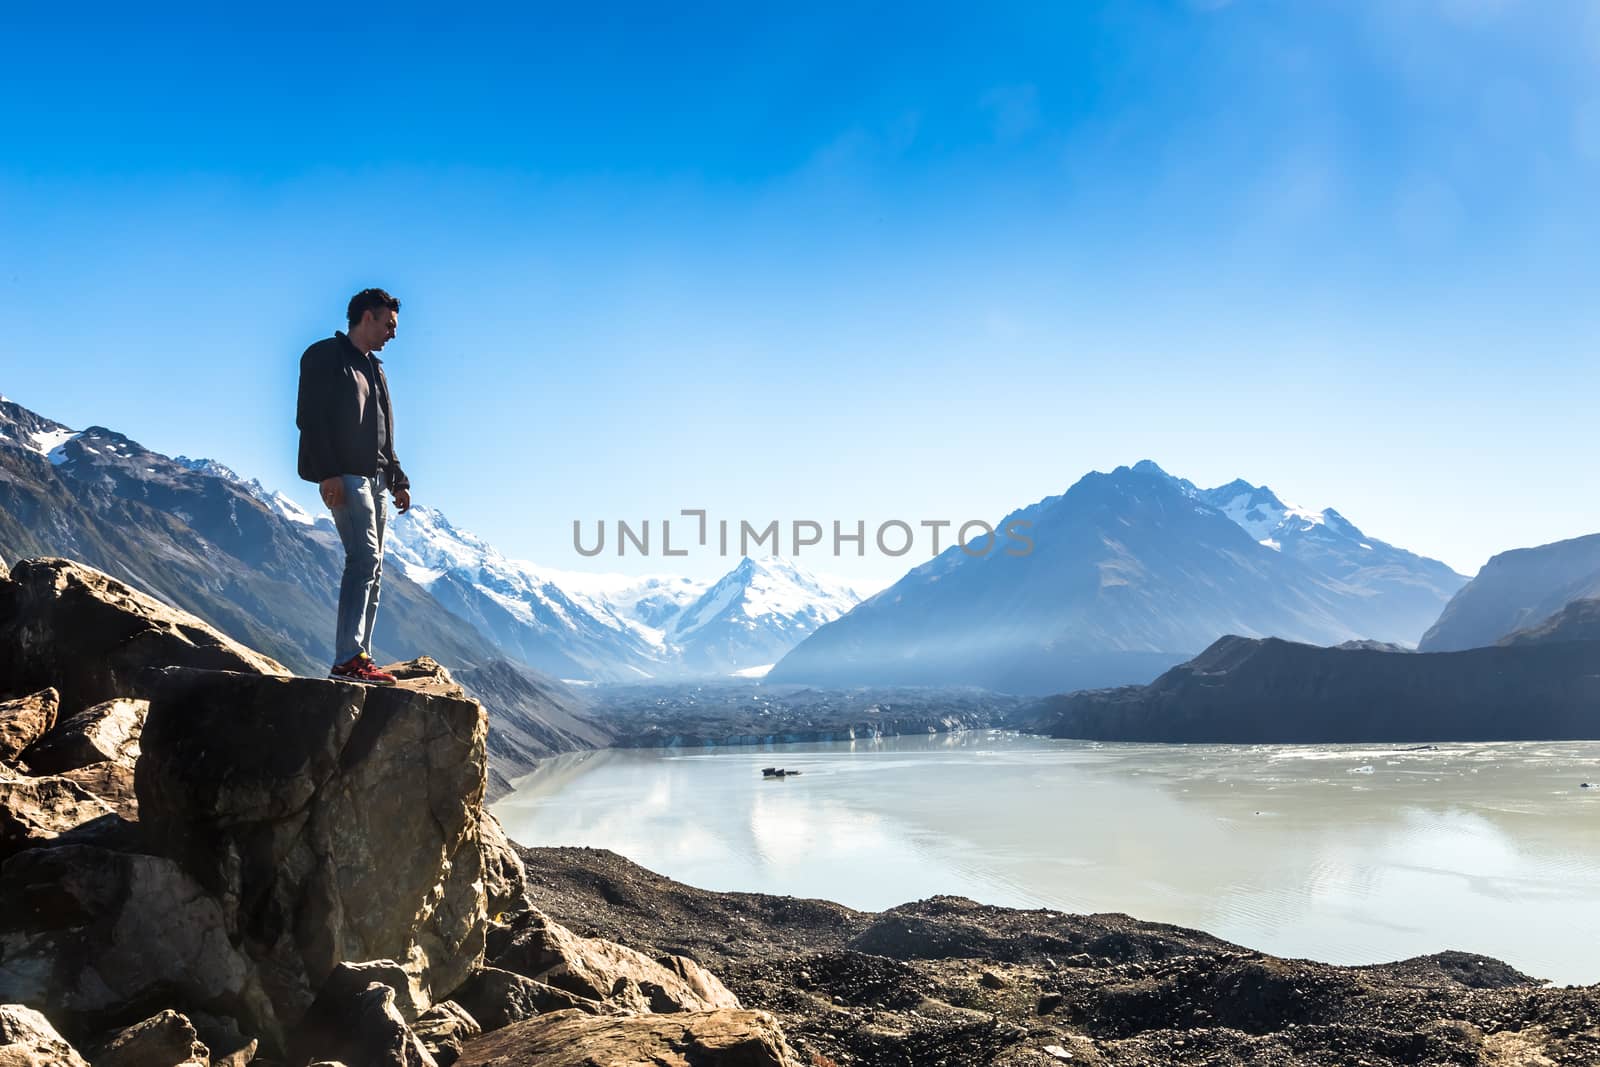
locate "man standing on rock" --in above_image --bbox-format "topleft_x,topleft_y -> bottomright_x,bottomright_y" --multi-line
296,288 -> 412,685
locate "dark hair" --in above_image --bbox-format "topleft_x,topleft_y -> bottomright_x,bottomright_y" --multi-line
347,288 -> 401,329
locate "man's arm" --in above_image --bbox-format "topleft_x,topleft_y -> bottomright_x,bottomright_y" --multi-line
374,362 -> 411,513
296,347 -> 342,486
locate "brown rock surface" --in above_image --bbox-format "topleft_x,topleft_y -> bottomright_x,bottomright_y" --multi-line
0,845 -> 274,1043
21,697 -> 145,774
412,1001 -> 481,1066
55,760 -> 138,818
446,966 -> 611,1032
478,811 -> 529,921
0,690 -> 56,765
292,971 -> 438,1067
0,775 -> 115,859
0,558 -> 288,716
94,1009 -> 209,1067
0,1004 -> 89,1067
455,1008 -> 802,1067
495,909 -> 741,1014
136,666 -> 490,1041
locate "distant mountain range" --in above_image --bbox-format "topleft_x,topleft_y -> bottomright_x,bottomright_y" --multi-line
1419,533 -> 1600,652
0,395 -> 865,687
767,461 -> 1468,695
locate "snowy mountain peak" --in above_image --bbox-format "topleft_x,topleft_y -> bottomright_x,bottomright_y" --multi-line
1197,479 -> 1325,544
174,455 -> 243,483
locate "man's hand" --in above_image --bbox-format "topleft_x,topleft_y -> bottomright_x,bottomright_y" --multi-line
320,477 -> 346,509
393,487 -> 412,514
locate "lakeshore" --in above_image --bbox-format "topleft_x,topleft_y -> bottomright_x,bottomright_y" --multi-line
496,732 -> 1600,987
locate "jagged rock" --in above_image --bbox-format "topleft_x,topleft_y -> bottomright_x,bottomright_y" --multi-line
479,811 -> 529,920
22,697 -> 145,774
211,1041 -> 256,1067
0,690 -> 56,765
0,558 -> 288,717
448,966 -> 609,1032
0,1004 -> 89,1066
0,775 -> 115,859
0,845 -> 274,1043
453,1009 -> 803,1067
94,1009 -> 210,1067
412,1002 -> 480,1066
185,1014 -> 254,1067
291,979 -> 437,1067
56,760 -> 138,818
494,910 -> 741,1014
136,667 -> 489,1042
314,961 -> 428,1023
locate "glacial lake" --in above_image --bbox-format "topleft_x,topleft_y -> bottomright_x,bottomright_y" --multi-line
493,733 -> 1600,986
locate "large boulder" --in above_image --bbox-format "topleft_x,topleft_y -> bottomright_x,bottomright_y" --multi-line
478,811 -> 529,920
291,967 -> 438,1067
410,1002 -> 480,1067
454,1009 -> 803,1067
21,697 -> 145,775
494,910 -> 741,1014
136,667 -> 490,1043
447,966 -> 611,1032
0,1004 -> 88,1067
0,559 -> 288,717
55,762 -> 138,819
0,690 -> 56,765
93,1010 -> 209,1067
0,776 -> 115,860
0,844 -> 275,1044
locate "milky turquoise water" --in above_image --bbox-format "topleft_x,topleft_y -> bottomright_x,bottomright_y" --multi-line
493,733 -> 1600,986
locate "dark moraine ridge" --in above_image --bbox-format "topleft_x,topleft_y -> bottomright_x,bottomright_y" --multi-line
1025,634 -> 1600,744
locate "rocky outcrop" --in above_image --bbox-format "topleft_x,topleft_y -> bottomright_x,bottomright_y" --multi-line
292,965 -> 439,1067
135,664 -> 490,1044
54,761 -> 137,819
494,909 -> 741,1015
478,811 -> 530,920
0,558 -> 287,716
411,1001 -> 480,1066
447,966 -> 608,1031
0,844 -> 275,1041
454,1009 -> 802,1067
0,776 -> 114,859
93,1010 -> 209,1067
1026,634 -> 1600,743
0,690 -> 55,764
21,697 -> 144,774
0,1004 -> 88,1067
0,552 -> 809,1065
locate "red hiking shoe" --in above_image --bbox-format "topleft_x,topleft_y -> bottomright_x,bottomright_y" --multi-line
329,653 -> 397,686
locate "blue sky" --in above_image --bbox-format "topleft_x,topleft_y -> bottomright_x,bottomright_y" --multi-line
2,1 -> 1597,585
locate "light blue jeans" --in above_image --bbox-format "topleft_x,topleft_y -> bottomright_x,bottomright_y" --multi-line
329,471 -> 386,666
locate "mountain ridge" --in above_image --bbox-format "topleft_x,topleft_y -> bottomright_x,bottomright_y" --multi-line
768,461 -> 1467,695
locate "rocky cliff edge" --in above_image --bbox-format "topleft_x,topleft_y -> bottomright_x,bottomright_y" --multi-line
0,556 -> 803,1066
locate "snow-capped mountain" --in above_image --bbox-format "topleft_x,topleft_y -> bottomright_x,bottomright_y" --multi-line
768,460 -> 1468,695
382,505 -> 864,680
666,556 -> 863,675
381,506 -> 668,681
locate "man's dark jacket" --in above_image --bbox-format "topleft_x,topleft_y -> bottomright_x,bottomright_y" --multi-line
296,332 -> 411,490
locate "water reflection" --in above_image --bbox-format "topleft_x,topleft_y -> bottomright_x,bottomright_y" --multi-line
493,734 -> 1600,985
